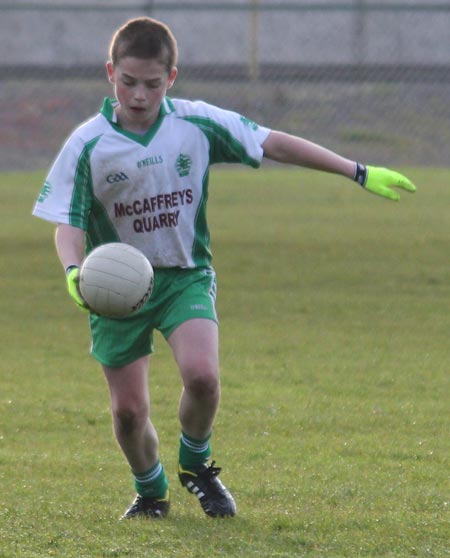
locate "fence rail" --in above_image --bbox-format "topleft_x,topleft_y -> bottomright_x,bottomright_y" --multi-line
2,2 -> 450,12
4,63 -> 450,83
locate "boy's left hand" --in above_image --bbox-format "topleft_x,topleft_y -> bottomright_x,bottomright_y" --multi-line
364,166 -> 416,201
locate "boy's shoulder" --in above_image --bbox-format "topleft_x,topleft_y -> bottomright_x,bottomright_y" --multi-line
168,97 -> 233,120
69,111 -> 110,144
62,100 -> 114,151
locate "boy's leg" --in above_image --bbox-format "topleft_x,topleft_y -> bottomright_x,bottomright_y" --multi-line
168,318 -> 220,440
102,355 -> 169,518
168,318 -> 236,517
103,355 -> 157,471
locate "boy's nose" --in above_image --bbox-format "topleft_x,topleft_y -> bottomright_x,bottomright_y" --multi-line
133,85 -> 146,101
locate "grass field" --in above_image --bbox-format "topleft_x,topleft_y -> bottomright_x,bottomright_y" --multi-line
1,167 -> 449,558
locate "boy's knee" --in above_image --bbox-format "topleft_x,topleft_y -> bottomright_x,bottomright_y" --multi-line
182,360 -> 220,398
113,402 -> 149,434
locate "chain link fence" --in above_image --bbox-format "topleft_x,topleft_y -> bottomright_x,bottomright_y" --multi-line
1,1 -> 450,171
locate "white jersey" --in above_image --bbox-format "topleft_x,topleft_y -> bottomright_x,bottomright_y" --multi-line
33,97 -> 271,268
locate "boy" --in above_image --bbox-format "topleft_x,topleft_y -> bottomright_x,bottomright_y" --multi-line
33,17 -> 416,520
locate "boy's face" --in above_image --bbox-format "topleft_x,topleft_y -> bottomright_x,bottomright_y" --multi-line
106,56 -> 177,133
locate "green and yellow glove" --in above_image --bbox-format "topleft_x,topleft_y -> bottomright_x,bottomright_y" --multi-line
65,265 -> 90,313
354,163 -> 416,201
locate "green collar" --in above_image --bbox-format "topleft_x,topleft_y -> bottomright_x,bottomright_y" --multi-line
100,97 -> 175,146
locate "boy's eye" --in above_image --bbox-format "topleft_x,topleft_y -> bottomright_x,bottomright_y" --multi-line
121,78 -> 160,89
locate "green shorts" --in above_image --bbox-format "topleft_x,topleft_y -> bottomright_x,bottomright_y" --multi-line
89,267 -> 218,368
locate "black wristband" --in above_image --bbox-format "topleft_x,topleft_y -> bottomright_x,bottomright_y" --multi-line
65,264 -> 79,276
353,163 -> 368,187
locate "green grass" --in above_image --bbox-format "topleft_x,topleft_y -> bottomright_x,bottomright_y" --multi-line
1,167 -> 449,557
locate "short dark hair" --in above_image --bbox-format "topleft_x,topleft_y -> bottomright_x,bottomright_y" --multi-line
109,17 -> 178,72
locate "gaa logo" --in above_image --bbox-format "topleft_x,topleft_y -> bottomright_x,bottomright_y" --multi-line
106,172 -> 129,184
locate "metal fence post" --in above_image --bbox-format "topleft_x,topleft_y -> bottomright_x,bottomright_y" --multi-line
146,0 -> 155,16
353,0 -> 367,65
249,0 -> 260,81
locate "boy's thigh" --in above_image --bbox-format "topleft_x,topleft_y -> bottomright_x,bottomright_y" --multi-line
102,355 -> 151,408
167,318 -> 219,378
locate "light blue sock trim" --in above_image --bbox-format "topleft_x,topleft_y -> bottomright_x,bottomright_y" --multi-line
180,432 -> 211,453
133,461 -> 162,483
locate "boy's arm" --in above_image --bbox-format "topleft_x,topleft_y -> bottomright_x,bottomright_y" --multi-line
55,223 -> 85,269
262,130 -> 416,201
55,224 -> 89,311
262,130 -> 355,177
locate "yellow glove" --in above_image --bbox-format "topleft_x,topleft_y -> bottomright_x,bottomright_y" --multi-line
65,265 -> 90,312
354,163 -> 416,201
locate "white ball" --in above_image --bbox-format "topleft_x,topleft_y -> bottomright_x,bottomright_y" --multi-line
79,243 -> 154,319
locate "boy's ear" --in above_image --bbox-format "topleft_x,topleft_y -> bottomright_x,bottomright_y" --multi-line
106,61 -> 115,84
167,67 -> 178,89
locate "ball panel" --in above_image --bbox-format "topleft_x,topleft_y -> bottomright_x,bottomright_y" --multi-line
81,261 -> 145,290
79,243 -> 154,318
82,283 -> 130,318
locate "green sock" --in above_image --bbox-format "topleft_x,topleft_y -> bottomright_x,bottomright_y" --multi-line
133,460 -> 169,499
179,431 -> 211,472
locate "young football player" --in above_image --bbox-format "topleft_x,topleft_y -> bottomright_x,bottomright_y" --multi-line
33,16 -> 416,520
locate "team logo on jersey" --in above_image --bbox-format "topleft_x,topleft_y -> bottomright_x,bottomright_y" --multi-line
106,172 -> 129,184
175,154 -> 192,177
37,181 -> 52,203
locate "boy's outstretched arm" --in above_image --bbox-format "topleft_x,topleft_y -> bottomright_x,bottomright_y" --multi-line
262,130 -> 416,201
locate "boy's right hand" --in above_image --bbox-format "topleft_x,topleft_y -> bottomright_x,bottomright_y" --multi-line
65,265 -> 90,312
